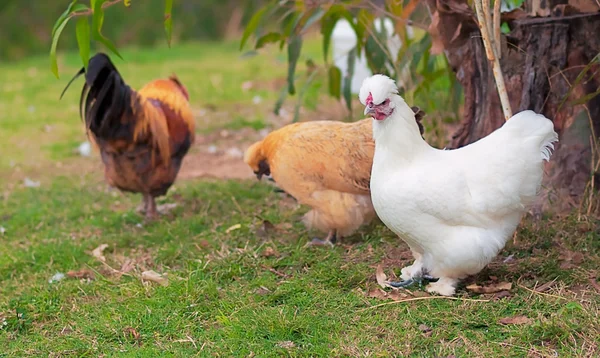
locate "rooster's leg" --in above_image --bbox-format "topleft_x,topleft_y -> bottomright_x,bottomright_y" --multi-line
144,194 -> 158,220
138,195 -> 149,214
308,230 -> 337,247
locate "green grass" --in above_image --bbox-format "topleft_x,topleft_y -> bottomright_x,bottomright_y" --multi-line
1,40 -> 600,357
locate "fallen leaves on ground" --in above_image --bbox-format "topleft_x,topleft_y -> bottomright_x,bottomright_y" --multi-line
262,246 -> 279,258
366,288 -> 410,301
534,279 -> 557,292
276,341 -> 296,349
418,324 -> 433,337
66,269 -> 95,280
493,290 -> 512,300
123,327 -> 141,345
225,223 -> 241,234
157,203 -> 178,214
141,270 -> 169,286
119,259 -> 135,274
255,286 -> 271,295
559,249 -> 585,269
499,315 -> 532,325
375,264 -> 390,289
256,220 -> 275,239
466,282 -> 512,294
91,244 -> 109,262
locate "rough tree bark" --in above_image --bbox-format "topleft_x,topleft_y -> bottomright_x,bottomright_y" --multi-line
427,0 -> 600,213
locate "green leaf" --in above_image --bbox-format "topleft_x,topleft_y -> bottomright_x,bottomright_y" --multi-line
50,2 -> 90,77
92,0 -> 122,59
282,12 -> 302,38
240,5 -> 270,50
327,65 -> 342,98
76,17 -> 91,70
558,52 -> 600,111
255,32 -> 282,49
164,0 -> 174,47
355,9 -> 374,55
287,35 -> 302,95
300,8 -> 325,34
343,46 -> 356,114
52,0 -> 77,38
50,15 -> 73,78
364,35 -> 389,76
569,86 -> 600,106
320,5 -> 354,63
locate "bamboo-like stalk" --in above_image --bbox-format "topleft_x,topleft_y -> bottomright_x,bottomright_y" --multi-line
482,0 -> 494,47
493,0 -> 502,58
474,0 -> 513,120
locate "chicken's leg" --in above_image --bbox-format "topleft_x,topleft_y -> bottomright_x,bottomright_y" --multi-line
388,259 -> 438,288
426,277 -> 457,296
308,230 -> 337,247
144,194 -> 158,220
138,195 -> 149,214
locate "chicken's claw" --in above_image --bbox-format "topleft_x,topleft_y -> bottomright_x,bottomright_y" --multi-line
305,230 -> 337,248
308,238 -> 335,247
386,274 -> 438,288
422,274 -> 439,282
387,278 -> 415,288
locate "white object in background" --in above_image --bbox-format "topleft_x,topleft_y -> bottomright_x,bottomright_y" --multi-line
78,141 -> 92,157
331,17 -> 413,94
48,272 -> 65,283
23,177 -> 40,188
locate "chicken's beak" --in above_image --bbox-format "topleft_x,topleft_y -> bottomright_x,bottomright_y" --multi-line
364,105 -> 375,116
254,172 -> 263,180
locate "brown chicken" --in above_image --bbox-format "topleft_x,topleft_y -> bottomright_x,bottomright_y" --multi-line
244,107 -> 425,246
61,53 -> 195,219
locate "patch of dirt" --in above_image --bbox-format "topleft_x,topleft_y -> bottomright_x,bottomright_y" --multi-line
178,126 -> 265,180
179,151 -> 253,180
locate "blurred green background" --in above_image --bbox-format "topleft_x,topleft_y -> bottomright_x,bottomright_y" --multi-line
0,0 -> 264,61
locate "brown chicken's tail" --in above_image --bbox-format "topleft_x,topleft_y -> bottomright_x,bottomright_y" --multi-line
61,53 -> 135,140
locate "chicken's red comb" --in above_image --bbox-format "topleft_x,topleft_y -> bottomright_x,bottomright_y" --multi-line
366,93 -> 373,105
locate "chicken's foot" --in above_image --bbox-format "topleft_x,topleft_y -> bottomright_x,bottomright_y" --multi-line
426,277 -> 457,296
137,195 -> 149,214
387,274 -> 439,288
307,230 -> 337,247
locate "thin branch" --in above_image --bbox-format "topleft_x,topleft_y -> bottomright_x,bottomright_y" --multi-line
493,0 -> 501,58
473,0 -> 513,120
358,296 -> 490,311
348,1 -> 430,31
517,282 -> 569,301
71,0 -> 123,18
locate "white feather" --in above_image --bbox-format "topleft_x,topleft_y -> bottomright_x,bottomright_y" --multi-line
362,75 -> 559,295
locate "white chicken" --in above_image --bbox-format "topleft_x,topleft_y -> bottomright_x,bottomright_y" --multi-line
360,75 -> 558,296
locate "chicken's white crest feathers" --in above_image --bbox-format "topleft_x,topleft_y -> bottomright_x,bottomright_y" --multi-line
359,74 -> 398,106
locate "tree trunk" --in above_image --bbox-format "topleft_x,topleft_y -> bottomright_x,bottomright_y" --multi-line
427,0 -> 600,214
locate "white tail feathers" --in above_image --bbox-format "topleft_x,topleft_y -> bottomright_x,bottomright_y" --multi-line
507,110 -> 559,162
541,135 -> 558,162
